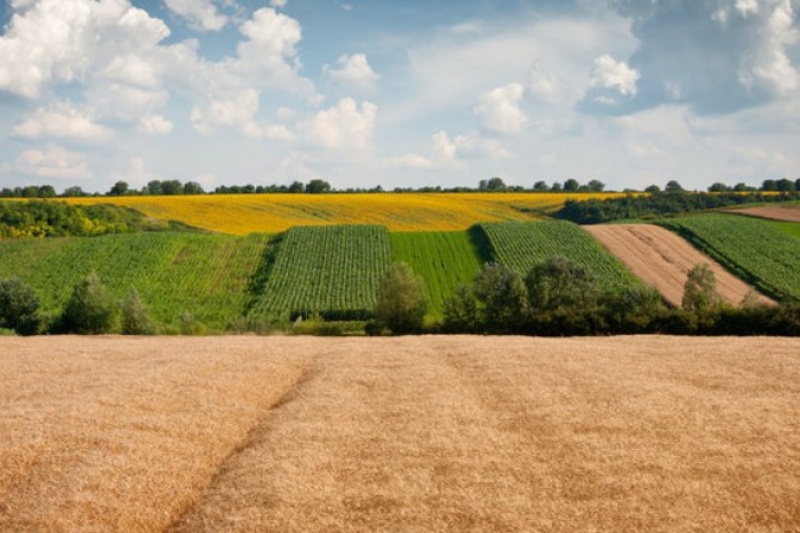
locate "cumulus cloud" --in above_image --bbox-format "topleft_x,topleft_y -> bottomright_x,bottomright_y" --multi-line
607,0 -> 800,114
527,61 -> 562,103
165,0 -> 227,32
323,53 -> 379,89
432,131 -> 511,164
590,54 -> 639,96
385,153 -> 434,169
15,145 -> 91,179
303,98 -> 377,149
190,89 -> 262,136
270,0 -> 288,8
0,0 -> 170,98
13,104 -> 110,141
139,115 -> 173,135
474,83 -> 528,136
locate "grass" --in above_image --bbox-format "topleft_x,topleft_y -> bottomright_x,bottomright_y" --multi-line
3,335 -> 800,532
64,192 -> 626,234
766,220 -> 800,240
391,231 -> 484,318
0,232 -> 269,331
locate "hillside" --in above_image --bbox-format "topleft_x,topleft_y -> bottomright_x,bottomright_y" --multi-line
64,192 -> 622,234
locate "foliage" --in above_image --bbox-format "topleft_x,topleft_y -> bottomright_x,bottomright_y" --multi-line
247,225 -> 391,321
473,263 -> 529,333
682,264 -> 721,313
0,232 -> 269,332
121,288 -> 157,335
479,221 -> 640,294
390,231 -> 483,317
0,277 -> 42,335
555,191 -> 799,224
526,255 -> 600,313
374,262 -> 428,334
442,284 -> 479,333
60,272 -> 118,334
661,215 -> 800,302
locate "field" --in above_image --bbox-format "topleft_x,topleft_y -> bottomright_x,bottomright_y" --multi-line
246,225 -> 391,321
479,221 -> 641,293
64,192 -> 623,234
730,205 -> 800,222
391,231 -> 484,317
2,335 -> 800,532
662,215 -> 800,301
584,224 -> 773,307
0,232 -> 269,330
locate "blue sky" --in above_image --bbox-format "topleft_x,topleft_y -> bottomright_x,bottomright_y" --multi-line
0,0 -> 798,193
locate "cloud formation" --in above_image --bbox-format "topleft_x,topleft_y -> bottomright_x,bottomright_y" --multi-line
474,83 -> 528,135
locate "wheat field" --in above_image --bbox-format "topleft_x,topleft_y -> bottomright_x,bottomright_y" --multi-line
2,335 -> 800,532
65,192 -> 623,234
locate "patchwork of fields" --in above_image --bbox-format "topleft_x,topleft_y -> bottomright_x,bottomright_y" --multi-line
3,335 -> 800,533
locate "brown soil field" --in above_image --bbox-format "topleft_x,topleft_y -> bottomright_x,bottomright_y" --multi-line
584,224 -> 773,307
3,335 -> 800,533
729,205 -> 800,222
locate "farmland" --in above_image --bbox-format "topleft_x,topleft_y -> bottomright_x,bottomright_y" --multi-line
0,232 -> 269,330
246,225 -> 391,321
3,335 -> 800,533
479,220 -> 641,293
391,231 -> 484,317
662,215 -> 800,301
64,192 -> 623,234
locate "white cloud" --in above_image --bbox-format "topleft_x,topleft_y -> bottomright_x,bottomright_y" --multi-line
304,98 -> 377,149
190,89 -> 262,136
112,157 -> 155,189
385,153 -> 434,169
432,131 -> 512,164
270,0 -> 288,8
13,104 -> 110,141
263,125 -> 296,141
738,0 -> 799,96
528,62 -> 562,103
139,115 -> 174,135
0,0 -> 169,98
474,83 -> 528,135
15,145 -> 91,179
589,54 -> 639,96
165,0 -> 227,32
323,53 -> 379,89
735,0 -> 760,18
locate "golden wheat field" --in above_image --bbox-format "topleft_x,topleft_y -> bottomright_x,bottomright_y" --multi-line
66,192 -> 623,233
2,335 -> 800,532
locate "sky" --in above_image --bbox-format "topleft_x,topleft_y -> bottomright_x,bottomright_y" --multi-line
0,0 -> 798,193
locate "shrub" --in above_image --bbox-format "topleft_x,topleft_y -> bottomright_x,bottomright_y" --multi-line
374,262 -> 428,334
121,288 -> 157,335
682,263 -> 721,313
60,272 -> 118,334
526,255 -> 599,313
0,277 -> 42,335
473,263 -> 528,333
442,283 -> 479,333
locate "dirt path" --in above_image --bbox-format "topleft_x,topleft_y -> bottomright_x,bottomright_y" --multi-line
584,224 -> 773,307
728,205 -> 800,222
3,336 -> 800,533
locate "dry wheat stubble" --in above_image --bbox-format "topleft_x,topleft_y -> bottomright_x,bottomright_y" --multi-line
2,335 -> 800,532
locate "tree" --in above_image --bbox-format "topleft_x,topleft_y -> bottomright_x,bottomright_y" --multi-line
708,182 -> 730,192
473,262 -> 528,332
121,288 -> 157,335
550,181 -> 563,192
108,181 -> 129,196
60,272 -> 118,334
442,284 -> 479,332
374,262 -> 428,334
776,178 -> 796,192
682,263 -> 720,313
0,277 -> 41,335
586,179 -> 605,192
146,180 -> 163,195
761,179 -> 777,191
563,178 -> 580,192
306,179 -> 331,194
288,181 -> 305,193
665,180 -> 684,192
62,186 -> 87,197
183,181 -> 204,195
479,177 -> 507,192
644,184 -> 661,194
160,179 -> 184,195
525,256 -> 599,313
37,185 -> 57,198
532,180 -> 550,192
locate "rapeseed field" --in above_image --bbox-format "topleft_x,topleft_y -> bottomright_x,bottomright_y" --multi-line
66,192 -> 623,234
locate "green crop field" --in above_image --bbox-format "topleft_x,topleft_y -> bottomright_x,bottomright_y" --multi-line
247,225 -> 391,321
479,221 -> 641,293
662,215 -> 800,301
766,220 -> 800,241
391,231 -> 484,318
0,232 -> 269,330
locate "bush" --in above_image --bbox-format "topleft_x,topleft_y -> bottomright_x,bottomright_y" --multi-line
682,263 -> 721,313
442,284 -> 479,333
60,272 -> 118,334
473,263 -> 528,333
121,288 -> 157,335
374,262 -> 428,334
0,277 -> 42,335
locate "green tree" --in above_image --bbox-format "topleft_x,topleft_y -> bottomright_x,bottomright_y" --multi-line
183,181 -> 205,195
121,288 -> 157,335
525,256 -> 599,313
108,180 -> 129,196
532,180 -> 549,191
563,178 -> 580,192
61,272 -> 118,334
473,262 -> 528,332
479,177 -> 507,192
0,277 -> 41,335
374,262 -> 428,334
305,179 -> 331,193
665,180 -> 684,192
442,283 -> 479,332
682,263 -> 720,313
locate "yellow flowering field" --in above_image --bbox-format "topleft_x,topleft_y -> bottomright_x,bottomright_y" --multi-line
66,192 -> 625,234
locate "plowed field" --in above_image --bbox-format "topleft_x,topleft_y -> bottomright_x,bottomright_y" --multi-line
3,336 -> 800,533
584,224 -> 773,307
730,205 -> 800,222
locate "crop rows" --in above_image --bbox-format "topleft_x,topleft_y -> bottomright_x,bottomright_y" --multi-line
478,221 -> 641,293
0,232 -> 269,330
391,231 -> 484,317
248,225 -> 391,320
661,215 -> 800,301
